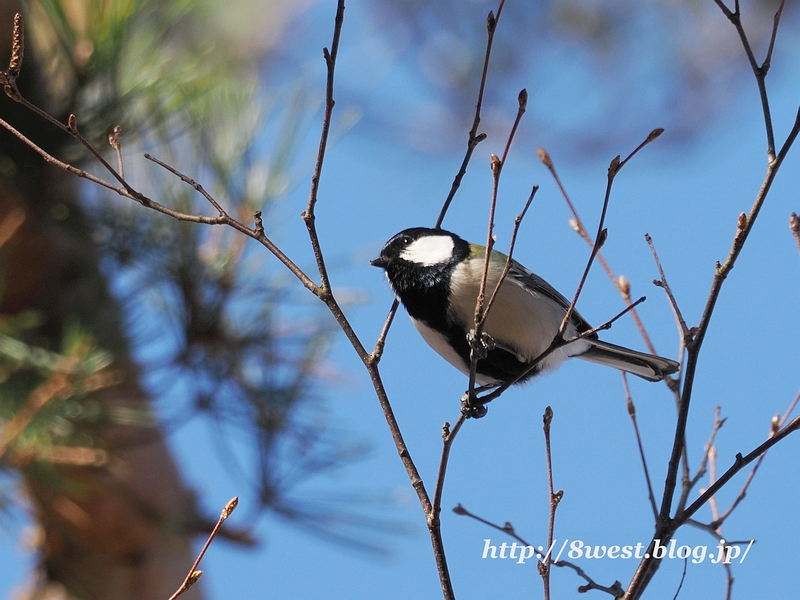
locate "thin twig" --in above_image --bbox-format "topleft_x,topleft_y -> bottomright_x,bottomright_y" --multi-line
301,0 -> 345,296
557,129 -> 663,337
369,299 -> 399,363
108,125 -> 124,179
432,414 -> 467,522
539,406 -> 560,600
168,497 -> 238,600
712,0 -> 785,159
483,185 -> 538,322
717,390 -> 800,523
623,375 -> 658,520
680,415 -> 800,524
467,152 -> 503,396
645,233 -> 689,340
538,147 -> 658,357
434,0 -> 505,229
671,559 -> 688,600
0,11 -> 452,597
453,504 -> 624,597
465,90 -> 528,408
682,406 -> 726,516
146,153 -> 227,217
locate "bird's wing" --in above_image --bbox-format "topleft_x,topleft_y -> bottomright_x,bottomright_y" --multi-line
504,257 -> 596,335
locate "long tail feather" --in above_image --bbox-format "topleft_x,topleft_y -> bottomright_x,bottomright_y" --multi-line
578,340 -> 680,382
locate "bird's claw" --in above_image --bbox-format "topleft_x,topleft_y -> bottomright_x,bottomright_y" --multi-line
466,329 -> 495,360
460,392 -> 488,419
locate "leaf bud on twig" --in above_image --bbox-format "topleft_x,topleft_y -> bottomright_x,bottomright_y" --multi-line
537,147 -> 552,168
618,275 -> 630,298
518,88 -> 528,111
222,496 -> 239,519
647,128 -> 664,143
491,153 -> 501,176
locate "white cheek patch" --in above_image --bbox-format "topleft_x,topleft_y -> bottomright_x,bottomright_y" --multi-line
400,235 -> 454,266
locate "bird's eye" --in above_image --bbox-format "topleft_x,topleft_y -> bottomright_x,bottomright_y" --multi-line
401,236 -> 412,245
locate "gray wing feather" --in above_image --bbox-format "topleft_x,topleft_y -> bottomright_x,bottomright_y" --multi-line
505,260 -> 595,334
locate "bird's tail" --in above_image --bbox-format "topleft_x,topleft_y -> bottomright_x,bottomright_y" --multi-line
578,340 -> 680,382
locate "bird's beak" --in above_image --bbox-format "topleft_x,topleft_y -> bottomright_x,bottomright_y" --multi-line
370,256 -> 388,268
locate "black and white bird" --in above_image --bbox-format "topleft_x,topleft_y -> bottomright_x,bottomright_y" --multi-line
371,227 -> 679,387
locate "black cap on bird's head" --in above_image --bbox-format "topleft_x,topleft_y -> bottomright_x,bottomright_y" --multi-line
370,227 -> 466,270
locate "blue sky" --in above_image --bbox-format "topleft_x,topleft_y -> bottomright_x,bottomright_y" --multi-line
2,1 -> 800,598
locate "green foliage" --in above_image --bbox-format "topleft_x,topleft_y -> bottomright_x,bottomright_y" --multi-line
0,313 -> 114,466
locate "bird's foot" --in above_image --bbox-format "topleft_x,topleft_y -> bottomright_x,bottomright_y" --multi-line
460,392 -> 489,419
466,330 -> 495,360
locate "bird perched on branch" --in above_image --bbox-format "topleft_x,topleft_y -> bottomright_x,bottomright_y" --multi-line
371,227 -> 679,387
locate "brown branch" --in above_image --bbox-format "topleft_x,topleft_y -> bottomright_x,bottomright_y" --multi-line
301,0 -> 345,296
146,153 -> 227,217
483,184 -> 538,323
538,147 -> 658,357
453,504 -> 624,597
712,0 -> 786,159
645,233 -> 689,341
681,406 -> 726,517
643,36 -> 800,590
656,140 -> 798,542
0,10 -> 452,597
369,299 -> 399,363
539,406 -> 560,600
434,0 -> 505,229
465,91 -> 529,409
623,376 -> 658,520
108,124 -> 124,179
558,129 -> 663,336
168,497 -> 238,600
716,390 -> 800,524
679,415 -> 800,525
432,414 -> 467,528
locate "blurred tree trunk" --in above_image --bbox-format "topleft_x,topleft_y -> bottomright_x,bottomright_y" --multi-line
0,1 -> 202,597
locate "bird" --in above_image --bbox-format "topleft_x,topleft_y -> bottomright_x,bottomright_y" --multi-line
370,227 -> 679,387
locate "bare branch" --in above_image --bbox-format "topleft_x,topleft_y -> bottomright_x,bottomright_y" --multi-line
539,148 -> 661,359
623,376 -> 658,520
465,91 -> 529,407
539,406 -> 561,600
108,125 -> 124,178
685,406 -> 726,505
716,390 -> 800,524
301,0 -> 346,296
434,0 -> 505,229
432,414 -> 467,527
645,232 -> 689,340
453,504 -> 624,597
557,129 -> 663,338
679,416 -> 800,524
168,497 -> 238,600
